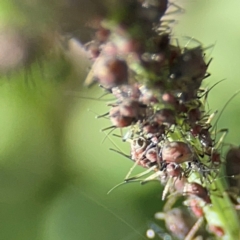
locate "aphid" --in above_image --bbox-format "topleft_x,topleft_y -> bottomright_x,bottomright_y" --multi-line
109,99 -> 148,128
183,182 -> 211,204
162,162 -> 184,200
168,46 -> 212,102
161,141 -> 193,164
111,84 -> 141,102
93,56 -> 129,88
154,108 -> 176,126
145,147 -> 159,163
131,137 -> 150,162
169,46 -> 209,82
109,106 -> 134,128
142,121 -> 166,137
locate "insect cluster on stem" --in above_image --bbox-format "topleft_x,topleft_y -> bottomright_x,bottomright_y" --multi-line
82,0 -> 240,239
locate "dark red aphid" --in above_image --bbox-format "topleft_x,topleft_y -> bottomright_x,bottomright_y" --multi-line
154,108 -> 175,126
131,137 -> 149,160
169,47 -> 208,83
161,141 -> 193,164
183,182 -> 211,204
94,56 -> 128,88
109,99 -> 148,128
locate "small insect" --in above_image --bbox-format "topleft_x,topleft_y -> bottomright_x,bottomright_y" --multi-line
109,99 -> 148,128
153,108 -> 176,126
161,162 -> 184,200
93,55 -> 129,88
183,182 -> 211,204
161,141 -> 193,164
169,46 -> 210,82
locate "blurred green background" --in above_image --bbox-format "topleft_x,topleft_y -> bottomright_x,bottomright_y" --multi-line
0,1 -> 240,240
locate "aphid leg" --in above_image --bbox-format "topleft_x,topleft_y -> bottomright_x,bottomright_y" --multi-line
109,148 -> 132,161
96,112 -> 109,118
101,125 -> 116,132
199,79 -> 226,104
182,36 -> 204,49
101,127 -> 117,144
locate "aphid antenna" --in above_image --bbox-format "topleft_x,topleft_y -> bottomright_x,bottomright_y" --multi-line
79,191 -> 147,240
86,108 -> 109,120
140,171 -> 165,186
108,176 -> 150,195
112,133 -> 122,138
125,165 -> 158,182
64,91 -> 114,102
101,127 -> 117,144
109,148 -> 132,161
181,36 -> 204,49
183,36 -> 199,50
212,89 -> 240,132
185,216 -> 204,240
199,78 -> 226,100
96,112 -> 109,119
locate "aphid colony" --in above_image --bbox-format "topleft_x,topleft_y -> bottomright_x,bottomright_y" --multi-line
83,0 -> 240,239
